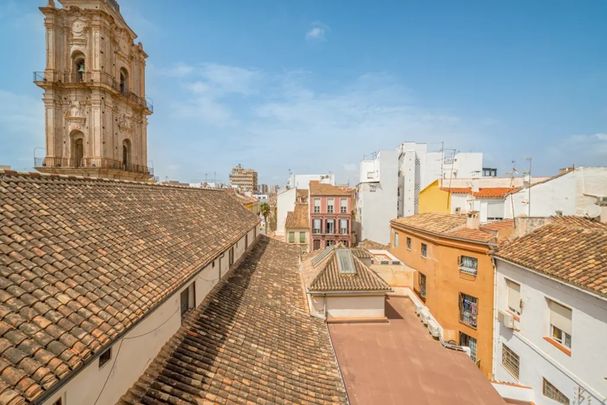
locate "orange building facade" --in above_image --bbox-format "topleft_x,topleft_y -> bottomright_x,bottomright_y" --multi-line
390,212 -> 512,378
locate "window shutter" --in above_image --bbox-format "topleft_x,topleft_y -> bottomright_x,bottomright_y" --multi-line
548,300 -> 572,334
506,280 -> 521,313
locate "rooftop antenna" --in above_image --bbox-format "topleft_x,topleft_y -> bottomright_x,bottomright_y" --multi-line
508,161 -> 519,224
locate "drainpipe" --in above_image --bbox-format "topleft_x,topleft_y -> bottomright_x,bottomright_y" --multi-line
491,254 -> 498,380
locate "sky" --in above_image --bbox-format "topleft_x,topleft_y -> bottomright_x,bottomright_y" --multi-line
0,0 -> 606,185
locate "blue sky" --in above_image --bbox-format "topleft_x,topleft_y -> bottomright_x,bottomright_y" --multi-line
0,0 -> 606,185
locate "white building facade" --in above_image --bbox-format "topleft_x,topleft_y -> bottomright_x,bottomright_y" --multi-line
504,167 -> 607,219
287,173 -> 335,190
494,259 -> 607,405
357,142 -> 484,244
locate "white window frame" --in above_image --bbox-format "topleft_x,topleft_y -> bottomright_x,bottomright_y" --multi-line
547,299 -> 572,349
458,255 -> 478,276
340,197 -> 348,213
327,198 -> 335,213
313,198 -> 321,213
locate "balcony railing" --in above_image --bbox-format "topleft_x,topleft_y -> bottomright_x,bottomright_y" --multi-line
33,71 -> 153,112
35,156 -> 153,176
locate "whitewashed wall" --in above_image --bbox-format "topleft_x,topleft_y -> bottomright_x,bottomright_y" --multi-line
276,188 -> 296,236
493,259 -> 607,405
43,227 -> 258,405
308,294 -> 385,319
358,149 -> 399,244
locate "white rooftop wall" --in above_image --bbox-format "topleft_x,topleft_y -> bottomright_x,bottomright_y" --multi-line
288,174 -> 335,189
276,188 -> 297,236
504,167 -> 607,219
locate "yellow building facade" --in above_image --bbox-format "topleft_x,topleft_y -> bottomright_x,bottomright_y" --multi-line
389,213 -> 513,378
418,179 -> 450,214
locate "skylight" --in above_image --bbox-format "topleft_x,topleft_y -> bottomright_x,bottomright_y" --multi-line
336,249 -> 356,274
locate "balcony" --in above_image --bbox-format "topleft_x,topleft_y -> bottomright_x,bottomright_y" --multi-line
33,71 -> 153,112
35,156 -> 153,176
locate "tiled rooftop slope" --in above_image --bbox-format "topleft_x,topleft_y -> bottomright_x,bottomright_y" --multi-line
120,237 -> 348,404
0,172 -> 258,403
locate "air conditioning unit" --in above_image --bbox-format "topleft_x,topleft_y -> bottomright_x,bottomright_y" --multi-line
427,320 -> 441,338
498,310 -> 514,329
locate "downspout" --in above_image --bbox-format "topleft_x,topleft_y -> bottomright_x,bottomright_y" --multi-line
491,254 -> 498,380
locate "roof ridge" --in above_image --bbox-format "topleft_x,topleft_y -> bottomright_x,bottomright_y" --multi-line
0,170 -> 226,191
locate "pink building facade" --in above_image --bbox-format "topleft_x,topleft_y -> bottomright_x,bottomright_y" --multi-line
309,181 -> 354,250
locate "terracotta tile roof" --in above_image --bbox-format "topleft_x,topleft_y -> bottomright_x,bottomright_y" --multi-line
305,247 -> 390,293
285,203 -> 309,230
296,188 -> 308,202
120,238 -> 348,404
392,213 -> 468,234
392,213 -> 513,244
351,247 -> 374,259
358,239 -> 389,250
495,217 -> 607,298
309,181 -> 353,197
472,187 -> 518,198
0,172 -> 258,403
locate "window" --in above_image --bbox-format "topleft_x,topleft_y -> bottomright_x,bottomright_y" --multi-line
406,237 -> 412,250
502,344 -> 519,379
506,279 -> 521,315
229,247 -> 234,266
459,332 -> 477,362
119,67 -> 129,94
99,347 -> 112,367
313,239 -> 321,250
327,198 -> 335,213
314,198 -> 321,213
299,232 -> 306,243
288,232 -> 295,243
459,293 -> 478,328
418,273 -> 427,298
458,255 -> 478,276
548,299 -> 572,348
313,219 -> 321,234
326,240 -> 336,247
421,243 -> 428,258
394,232 -> 399,247
543,378 -> 569,404
122,139 -> 131,170
326,219 -> 335,234
340,198 -> 348,213
180,282 -> 196,318
245,234 -> 248,248
72,135 -> 84,167
340,219 -> 348,235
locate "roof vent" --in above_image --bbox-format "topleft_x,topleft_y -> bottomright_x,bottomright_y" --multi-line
336,249 -> 356,274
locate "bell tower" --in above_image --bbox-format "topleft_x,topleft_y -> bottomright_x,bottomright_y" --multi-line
34,0 -> 153,181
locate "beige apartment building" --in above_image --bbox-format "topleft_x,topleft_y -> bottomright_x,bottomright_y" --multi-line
229,164 -> 258,191
34,0 -> 153,181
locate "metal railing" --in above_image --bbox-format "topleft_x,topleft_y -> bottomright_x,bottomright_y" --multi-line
35,156 -> 153,176
33,71 -> 153,112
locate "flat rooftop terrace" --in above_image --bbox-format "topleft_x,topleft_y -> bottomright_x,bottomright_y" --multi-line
329,296 -> 505,405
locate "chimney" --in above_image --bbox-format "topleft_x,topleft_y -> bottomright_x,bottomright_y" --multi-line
466,211 -> 480,229
471,178 -> 480,193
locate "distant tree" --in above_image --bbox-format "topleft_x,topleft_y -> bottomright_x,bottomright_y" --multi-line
260,202 -> 270,223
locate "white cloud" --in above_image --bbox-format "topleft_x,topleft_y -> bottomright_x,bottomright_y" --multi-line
0,89 -> 44,170
548,132 -> 607,167
167,63 -> 261,127
148,64 -> 503,183
306,22 -> 329,41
